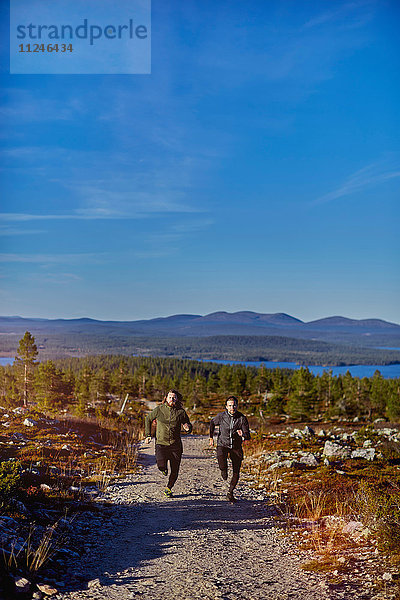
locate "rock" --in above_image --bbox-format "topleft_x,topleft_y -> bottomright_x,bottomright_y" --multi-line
342,520 -> 364,534
88,578 -> 102,589
383,572 -> 393,581
40,483 -> 51,491
291,429 -> 303,438
32,592 -> 43,600
14,576 -> 31,593
11,499 -> 28,514
302,426 -> 315,437
269,459 -> 296,470
351,448 -> 376,461
299,454 -> 319,467
317,429 -> 326,437
363,439 -> 372,448
37,583 -> 58,595
23,418 -> 37,427
323,440 -> 351,459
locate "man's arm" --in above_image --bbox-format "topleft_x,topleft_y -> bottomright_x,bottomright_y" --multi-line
239,415 -> 251,441
209,413 -> 221,446
181,410 -> 193,434
144,406 -> 159,439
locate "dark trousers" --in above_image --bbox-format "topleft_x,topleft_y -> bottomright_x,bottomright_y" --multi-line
217,446 -> 243,492
155,442 -> 183,489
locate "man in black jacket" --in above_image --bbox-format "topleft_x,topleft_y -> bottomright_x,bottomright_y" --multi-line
209,396 -> 251,502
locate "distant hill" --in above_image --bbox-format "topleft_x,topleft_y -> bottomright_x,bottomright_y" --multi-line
1,311 -> 399,338
1,311 -> 400,364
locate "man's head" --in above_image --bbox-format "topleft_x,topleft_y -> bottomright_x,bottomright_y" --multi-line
226,396 -> 238,415
164,389 -> 183,407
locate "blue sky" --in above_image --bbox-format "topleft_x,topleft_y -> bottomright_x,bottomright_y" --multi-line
0,0 -> 399,323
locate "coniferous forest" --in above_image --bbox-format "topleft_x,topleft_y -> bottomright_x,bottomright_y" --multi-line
3,332 -> 400,422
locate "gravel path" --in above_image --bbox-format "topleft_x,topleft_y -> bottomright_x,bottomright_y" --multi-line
56,436 -> 331,600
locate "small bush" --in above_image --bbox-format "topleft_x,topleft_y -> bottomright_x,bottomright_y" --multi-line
356,480 -> 400,554
0,460 -> 21,504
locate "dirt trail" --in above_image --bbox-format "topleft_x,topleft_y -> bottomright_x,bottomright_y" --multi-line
57,436 -> 331,600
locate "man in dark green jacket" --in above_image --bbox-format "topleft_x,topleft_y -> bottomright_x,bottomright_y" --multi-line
145,389 -> 192,497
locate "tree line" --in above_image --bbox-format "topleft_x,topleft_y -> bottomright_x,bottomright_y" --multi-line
1,332 -> 399,421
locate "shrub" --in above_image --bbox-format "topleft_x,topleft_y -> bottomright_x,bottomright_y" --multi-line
0,460 -> 21,505
356,480 -> 400,554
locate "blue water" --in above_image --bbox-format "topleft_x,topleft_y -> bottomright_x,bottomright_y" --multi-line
376,347 -> 400,351
0,357 -> 13,366
202,359 -> 400,379
1,356 -> 399,378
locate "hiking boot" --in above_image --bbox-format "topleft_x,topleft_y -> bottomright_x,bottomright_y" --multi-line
221,470 -> 228,481
163,487 -> 173,498
226,491 -> 235,503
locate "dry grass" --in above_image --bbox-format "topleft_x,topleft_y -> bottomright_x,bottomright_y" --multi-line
243,423 -> 400,579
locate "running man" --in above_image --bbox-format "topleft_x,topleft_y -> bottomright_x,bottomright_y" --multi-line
145,389 -> 192,497
209,396 -> 251,502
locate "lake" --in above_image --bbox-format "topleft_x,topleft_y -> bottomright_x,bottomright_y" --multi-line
201,359 -> 400,379
0,357 -> 13,366
1,356 -> 399,378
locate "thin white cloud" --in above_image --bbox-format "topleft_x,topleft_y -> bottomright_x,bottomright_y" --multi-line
0,203 -> 201,222
27,272 -> 82,284
0,227 -> 46,235
303,1 -> 375,30
312,160 -> 400,206
0,91 -> 88,122
0,253 -> 107,264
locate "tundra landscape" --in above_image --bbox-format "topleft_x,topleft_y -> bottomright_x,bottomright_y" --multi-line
2,0 -> 399,598
0,330 -> 399,598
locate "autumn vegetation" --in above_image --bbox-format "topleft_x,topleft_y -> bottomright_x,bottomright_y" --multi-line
1,331 -> 400,594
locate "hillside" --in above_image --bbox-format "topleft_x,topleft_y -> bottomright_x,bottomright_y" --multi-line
1,312 -> 400,365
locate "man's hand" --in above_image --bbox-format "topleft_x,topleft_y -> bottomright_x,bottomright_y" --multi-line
144,436 -> 152,444
209,437 -> 214,447
237,429 -> 243,437
182,423 -> 190,432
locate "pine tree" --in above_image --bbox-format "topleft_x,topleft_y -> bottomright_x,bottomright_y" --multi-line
35,360 -> 72,411
14,331 -> 38,406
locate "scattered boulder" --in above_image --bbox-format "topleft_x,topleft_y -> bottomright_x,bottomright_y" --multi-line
269,459 -> 296,470
37,583 -> 58,596
342,520 -> 364,535
299,454 -> 319,467
23,418 -> 37,427
14,577 -> 30,594
323,440 -> 351,459
351,448 -> 376,461
302,425 -> 315,437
